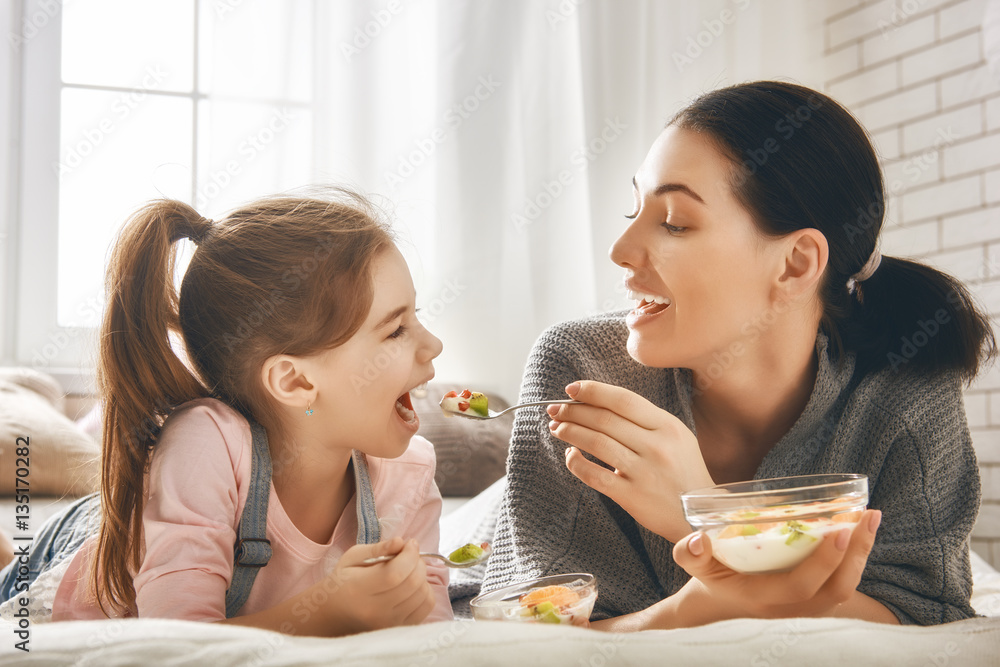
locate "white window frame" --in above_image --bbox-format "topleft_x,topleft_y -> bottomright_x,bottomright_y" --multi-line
6,0 -> 319,393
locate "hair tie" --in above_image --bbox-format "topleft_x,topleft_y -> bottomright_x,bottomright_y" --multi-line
190,216 -> 213,245
847,245 -> 881,294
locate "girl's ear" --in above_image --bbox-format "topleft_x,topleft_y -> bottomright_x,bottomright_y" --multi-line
260,354 -> 316,408
776,227 -> 829,299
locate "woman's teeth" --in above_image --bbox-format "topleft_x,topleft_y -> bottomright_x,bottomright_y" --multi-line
626,289 -> 671,306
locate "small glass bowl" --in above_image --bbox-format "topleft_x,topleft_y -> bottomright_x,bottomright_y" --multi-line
681,474 -> 869,574
470,573 -> 598,626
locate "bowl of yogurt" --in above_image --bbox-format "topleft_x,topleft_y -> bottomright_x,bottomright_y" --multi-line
681,474 -> 869,574
470,573 -> 597,626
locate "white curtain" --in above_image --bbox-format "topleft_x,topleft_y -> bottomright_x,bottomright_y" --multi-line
314,0 -> 823,400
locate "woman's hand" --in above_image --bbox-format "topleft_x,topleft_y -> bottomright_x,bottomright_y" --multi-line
548,380 -> 714,543
668,510 -> 886,623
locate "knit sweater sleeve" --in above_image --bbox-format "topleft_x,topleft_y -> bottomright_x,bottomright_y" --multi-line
481,314 -> 676,620
852,370 -> 981,625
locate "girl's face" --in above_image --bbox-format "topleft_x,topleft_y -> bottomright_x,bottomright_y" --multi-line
610,126 -> 786,370
308,246 -> 442,458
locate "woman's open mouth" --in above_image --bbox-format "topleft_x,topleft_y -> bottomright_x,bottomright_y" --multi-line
628,290 -> 672,315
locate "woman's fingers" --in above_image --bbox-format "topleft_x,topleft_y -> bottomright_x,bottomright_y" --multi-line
564,445 -> 629,499
549,414 -> 637,470
672,510 -> 882,614
563,380 -> 665,430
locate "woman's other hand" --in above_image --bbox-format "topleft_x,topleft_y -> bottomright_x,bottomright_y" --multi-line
669,510 -> 892,623
548,380 -> 714,543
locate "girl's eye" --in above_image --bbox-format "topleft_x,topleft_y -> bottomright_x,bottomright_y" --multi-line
388,325 -> 408,340
662,223 -> 686,235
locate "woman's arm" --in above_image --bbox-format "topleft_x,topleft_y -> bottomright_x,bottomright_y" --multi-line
594,511 -> 896,630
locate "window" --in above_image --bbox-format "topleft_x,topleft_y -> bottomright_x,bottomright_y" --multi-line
14,0 -> 315,383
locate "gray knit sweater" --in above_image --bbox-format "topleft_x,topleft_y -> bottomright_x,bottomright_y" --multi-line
480,311 -> 980,626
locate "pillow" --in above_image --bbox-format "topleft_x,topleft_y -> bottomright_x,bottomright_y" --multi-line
0,368 -> 99,496
413,383 -> 512,497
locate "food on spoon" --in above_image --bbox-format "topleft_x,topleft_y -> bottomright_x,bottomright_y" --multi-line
448,542 -> 488,564
440,389 -> 490,417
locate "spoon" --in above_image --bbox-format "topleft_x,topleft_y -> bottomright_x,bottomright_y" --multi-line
361,542 -> 492,569
440,398 -> 582,420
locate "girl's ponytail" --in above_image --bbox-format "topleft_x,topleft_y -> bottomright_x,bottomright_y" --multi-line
94,200 -> 210,615
835,256 -> 996,381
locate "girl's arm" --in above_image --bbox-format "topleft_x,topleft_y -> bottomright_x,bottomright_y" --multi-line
221,537 -> 436,636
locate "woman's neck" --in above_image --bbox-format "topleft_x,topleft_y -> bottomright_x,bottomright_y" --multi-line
690,323 -> 819,483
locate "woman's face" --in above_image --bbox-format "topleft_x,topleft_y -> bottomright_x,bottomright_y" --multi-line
610,125 -> 787,370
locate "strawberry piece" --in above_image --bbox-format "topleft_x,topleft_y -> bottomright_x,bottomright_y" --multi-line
460,389 -> 472,399
458,401 -> 470,411
443,390 -> 458,399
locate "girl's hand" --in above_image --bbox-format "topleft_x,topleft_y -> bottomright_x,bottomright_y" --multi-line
322,537 -> 436,634
548,380 -> 714,542
670,510 -> 883,622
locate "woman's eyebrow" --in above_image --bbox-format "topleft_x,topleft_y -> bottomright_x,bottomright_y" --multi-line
632,176 -> 705,204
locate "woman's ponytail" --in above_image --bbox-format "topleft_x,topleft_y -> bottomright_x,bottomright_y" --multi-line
93,200 -> 210,615
836,256 -> 996,381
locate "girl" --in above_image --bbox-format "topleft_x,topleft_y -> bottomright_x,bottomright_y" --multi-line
482,81 -> 996,628
0,189 -> 452,634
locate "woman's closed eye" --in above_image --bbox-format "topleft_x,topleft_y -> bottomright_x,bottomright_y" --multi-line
662,222 -> 687,235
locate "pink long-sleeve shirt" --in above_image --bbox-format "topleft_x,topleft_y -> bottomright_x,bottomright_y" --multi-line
52,398 -> 453,624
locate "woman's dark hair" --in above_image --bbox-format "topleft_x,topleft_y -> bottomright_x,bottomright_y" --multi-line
670,80 -> 995,381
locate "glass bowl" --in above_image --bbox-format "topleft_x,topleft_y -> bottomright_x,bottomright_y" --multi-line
680,474 -> 868,574
470,573 -> 598,626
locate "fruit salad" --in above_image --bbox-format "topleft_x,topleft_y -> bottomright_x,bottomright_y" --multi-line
439,389 -> 490,418
682,474 -> 869,574
470,574 -> 598,626
448,542 -> 489,564
704,502 -> 864,573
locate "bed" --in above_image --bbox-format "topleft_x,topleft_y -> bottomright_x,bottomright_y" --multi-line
3,371 -> 1000,664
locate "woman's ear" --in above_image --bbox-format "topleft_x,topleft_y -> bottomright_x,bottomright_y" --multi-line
777,228 -> 829,299
260,354 -> 316,409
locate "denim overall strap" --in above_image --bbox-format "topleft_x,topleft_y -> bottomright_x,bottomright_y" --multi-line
225,420 -> 273,618
352,450 -> 381,544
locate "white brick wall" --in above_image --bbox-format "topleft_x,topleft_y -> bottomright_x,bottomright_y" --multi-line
824,0 -> 1000,569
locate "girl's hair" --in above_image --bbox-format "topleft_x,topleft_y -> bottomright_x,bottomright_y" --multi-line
670,80 -> 996,380
94,189 -> 394,615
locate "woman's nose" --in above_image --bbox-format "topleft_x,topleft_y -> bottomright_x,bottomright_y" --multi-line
610,220 -> 642,269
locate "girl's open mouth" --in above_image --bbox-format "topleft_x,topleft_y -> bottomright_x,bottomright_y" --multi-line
395,391 -> 418,426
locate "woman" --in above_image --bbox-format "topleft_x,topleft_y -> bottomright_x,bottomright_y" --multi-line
480,81 -> 995,628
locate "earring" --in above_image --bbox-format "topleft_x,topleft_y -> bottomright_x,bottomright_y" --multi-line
305,403 -> 314,416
